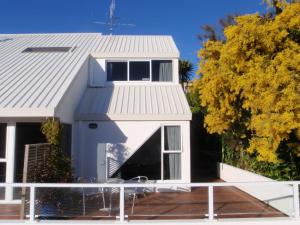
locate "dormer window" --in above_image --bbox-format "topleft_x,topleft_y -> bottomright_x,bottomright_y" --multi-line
106,60 -> 173,82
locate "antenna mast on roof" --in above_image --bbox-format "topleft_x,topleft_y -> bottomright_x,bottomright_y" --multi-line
94,0 -> 135,34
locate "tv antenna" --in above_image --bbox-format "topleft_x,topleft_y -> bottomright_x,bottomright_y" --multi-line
94,0 -> 135,34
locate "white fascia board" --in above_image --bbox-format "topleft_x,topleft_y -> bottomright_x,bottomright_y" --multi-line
75,113 -> 192,121
91,52 -> 180,59
0,107 -> 55,118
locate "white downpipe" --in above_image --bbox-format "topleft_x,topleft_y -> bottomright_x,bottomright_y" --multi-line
5,122 -> 16,202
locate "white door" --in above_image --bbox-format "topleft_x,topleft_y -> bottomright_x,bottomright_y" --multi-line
81,122 -> 107,181
97,143 -> 107,182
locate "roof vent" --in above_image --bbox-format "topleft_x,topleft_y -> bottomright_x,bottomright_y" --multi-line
22,47 -> 72,53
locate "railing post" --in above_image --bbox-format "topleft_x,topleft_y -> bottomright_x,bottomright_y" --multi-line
293,184 -> 299,219
119,186 -> 125,222
29,186 -> 35,222
208,185 -> 214,220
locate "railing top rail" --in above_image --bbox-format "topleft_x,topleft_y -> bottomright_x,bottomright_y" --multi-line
0,180 -> 299,188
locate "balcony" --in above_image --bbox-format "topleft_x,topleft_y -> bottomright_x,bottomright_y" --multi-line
0,181 -> 299,224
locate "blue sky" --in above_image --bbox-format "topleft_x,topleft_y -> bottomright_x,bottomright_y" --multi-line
0,0 -> 268,73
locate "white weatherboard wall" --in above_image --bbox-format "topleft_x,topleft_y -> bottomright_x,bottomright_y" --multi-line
218,163 -> 294,215
74,120 -> 190,183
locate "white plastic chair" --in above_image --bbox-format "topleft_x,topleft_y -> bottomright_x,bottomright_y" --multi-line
125,176 -> 148,214
77,177 -> 105,215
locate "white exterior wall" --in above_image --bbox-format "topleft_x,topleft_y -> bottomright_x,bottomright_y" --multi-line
55,58 -> 90,124
89,58 -> 106,87
74,120 -> 190,183
218,163 -> 294,215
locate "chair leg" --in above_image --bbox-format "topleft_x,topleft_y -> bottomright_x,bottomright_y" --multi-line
131,194 -> 136,214
82,194 -> 86,216
102,191 -> 106,209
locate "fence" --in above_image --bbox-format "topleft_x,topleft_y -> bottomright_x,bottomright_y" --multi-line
0,181 -> 299,223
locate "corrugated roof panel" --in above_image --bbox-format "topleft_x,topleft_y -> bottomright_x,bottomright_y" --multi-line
75,85 -> 192,121
0,33 -> 103,117
91,35 -> 179,58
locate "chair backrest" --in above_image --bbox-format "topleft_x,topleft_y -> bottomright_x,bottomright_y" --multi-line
77,177 -> 101,195
127,176 -> 149,195
128,176 -> 148,183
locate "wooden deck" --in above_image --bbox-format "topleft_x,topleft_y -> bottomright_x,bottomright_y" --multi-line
0,185 -> 285,221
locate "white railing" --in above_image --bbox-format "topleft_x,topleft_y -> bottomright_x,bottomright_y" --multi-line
0,181 -> 299,223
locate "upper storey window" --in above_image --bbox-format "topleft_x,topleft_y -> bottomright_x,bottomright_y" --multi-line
107,62 -> 127,81
129,61 -> 150,81
152,60 -> 172,82
107,60 -> 173,82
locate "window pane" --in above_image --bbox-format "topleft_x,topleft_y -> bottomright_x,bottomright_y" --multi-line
164,126 -> 181,151
0,162 -> 6,182
163,153 -> 181,180
0,123 -> 6,158
129,61 -> 150,81
152,60 -> 172,82
107,62 -> 127,81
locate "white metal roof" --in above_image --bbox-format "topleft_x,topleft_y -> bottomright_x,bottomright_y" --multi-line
0,33 -> 180,118
75,84 -> 192,121
91,35 -> 180,58
0,33 -> 102,118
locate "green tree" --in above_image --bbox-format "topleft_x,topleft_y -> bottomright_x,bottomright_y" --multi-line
179,59 -> 194,90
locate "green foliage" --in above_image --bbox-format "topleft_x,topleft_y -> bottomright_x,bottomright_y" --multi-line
223,135 -> 300,180
179,59 -> 194,87
31,118 -> 73,183
29,145 -> 73,183
186,87 -> 202,114
41,118 -> 61,146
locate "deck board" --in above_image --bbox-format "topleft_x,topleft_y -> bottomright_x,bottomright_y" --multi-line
0,186 -> 285,221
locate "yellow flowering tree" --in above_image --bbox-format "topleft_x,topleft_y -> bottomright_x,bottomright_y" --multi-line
196,3 -> 300,163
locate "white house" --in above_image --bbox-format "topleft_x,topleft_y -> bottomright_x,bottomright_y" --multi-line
0,33 -> 192,202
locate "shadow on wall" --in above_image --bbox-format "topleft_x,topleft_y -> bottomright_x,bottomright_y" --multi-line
81,120 -> 128,180
106,143 -> 131,178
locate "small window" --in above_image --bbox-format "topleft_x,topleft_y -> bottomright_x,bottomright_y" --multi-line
164,126 -> 181,151
129,61 -> 150,81
163,153 -> 181,180
22,47 -> 72,53
152,60 -> 172,82
107,62 -> 128,81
